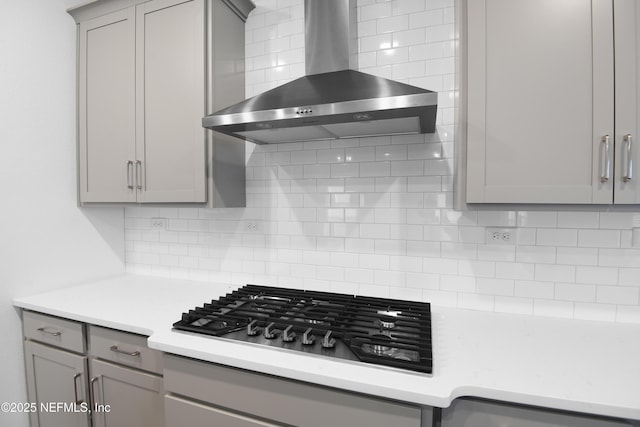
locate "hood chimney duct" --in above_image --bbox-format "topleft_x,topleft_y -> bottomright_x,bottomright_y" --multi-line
304,0 -> 358,75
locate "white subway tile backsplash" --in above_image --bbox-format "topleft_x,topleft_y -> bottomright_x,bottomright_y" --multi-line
599,212 -> 635,229
534,264 -> 575,283
476,278 -> 514,296
597,286 -> 640,305
599,249 -> 640,268
359,2 -> 393,22
409,10 -> 443,29
392,29 -> 427,48
618,268 -> 640,286
331,163 -> 360,178
516,246 -> 556,264
121,0 -> 640,324
392,0 -> 426,16
556,247 -> 599,266
495,262 -> 535,281
377,15 -> 409,34
579,229 -> 621,248
477,245 -> 516,262
514,280 -> 555,299
554,283 -> 596,303
575,266 -> 618,285
477,211 -> 517,227
557,212 -> 599,229
536,228 -> 577,247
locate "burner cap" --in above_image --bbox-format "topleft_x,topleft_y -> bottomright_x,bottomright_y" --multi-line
366,334 -> 393,355
375,316 -> 397,330
300,303 -> 335,324
209,320 -> 230,330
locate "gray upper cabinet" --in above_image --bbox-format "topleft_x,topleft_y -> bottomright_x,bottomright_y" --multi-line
135,0 -> 205,203
70,0 -> 253,206
465,0 -> 640,204
613,0 -> 640,204
78,8 -> 136,203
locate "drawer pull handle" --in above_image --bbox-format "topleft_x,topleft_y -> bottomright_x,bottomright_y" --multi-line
73,373 -> 83,404
37,327 -> 62,337
110,345 -> 140,357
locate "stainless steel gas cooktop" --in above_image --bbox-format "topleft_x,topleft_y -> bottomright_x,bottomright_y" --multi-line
173,285 -> 432,374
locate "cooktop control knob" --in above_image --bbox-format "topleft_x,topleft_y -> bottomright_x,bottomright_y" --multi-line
301,328 -> 315,345
282,325 -> 296,342
263,322 -> 277,339
246,319 -> 260,336
321,330 -> 336,349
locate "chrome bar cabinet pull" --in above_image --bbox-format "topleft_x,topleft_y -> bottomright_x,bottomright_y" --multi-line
109,345 -> 141,357
127,160 -> 134,189
600,135 -> 611,183
135,160 -> 142,190
37,327 -> 62,337
623,134 -> 633,182
90,376 -> 100,408
73,373 -> 83,404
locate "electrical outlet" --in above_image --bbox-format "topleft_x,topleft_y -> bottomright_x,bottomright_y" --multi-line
150,217 -> 167,230
486,227 -> 517,245
243,221 -> 261,232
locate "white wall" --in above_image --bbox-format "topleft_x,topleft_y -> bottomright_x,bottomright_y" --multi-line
125,0 -> 640,324
0,1 -> 125,424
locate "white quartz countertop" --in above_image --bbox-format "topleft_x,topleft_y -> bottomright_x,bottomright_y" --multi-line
13,274 -> 640,421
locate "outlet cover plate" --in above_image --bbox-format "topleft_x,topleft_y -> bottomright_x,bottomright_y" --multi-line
486,227 -> 517,245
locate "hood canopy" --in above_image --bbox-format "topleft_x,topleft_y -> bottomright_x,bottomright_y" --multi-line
202,0 -> 438,144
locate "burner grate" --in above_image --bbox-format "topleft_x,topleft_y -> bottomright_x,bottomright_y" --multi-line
174,284 -> 432,374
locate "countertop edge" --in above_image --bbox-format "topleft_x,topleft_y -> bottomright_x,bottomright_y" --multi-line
12,274 -> 640,421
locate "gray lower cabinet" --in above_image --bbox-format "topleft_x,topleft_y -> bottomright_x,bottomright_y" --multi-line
22,311 -> 164,427
163,353 -> 431,427
87,325 -> 165,427
23,311 -> 90,427
24,341 -> 90,427
441,398 -> 636,427
165,395 -> 280,427
90,359 -> 164,427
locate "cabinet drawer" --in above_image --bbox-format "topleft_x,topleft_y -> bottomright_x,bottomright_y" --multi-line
23,311 -> 85,353
165,395 -> 281,427
164,354 -> 422,427
89,326 -> 162,374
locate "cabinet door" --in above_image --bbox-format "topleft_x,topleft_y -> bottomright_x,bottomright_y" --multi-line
165,395 -> 281,427
90,359 -> 164,427
135,0 -> 207,203
614,0 -> 640,203
441,398 -> 633,427
164,354 -> 423,427
466,0 -> 614,203
24,341 -> 90,427
78,9 -> 136,203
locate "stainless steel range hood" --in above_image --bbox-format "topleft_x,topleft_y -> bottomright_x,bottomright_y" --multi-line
203,0 -> 438,145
